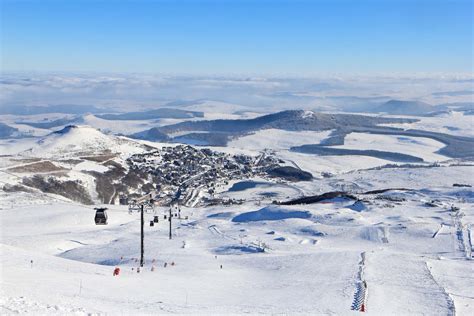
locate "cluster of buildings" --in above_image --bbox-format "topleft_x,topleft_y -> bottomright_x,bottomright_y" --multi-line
126,145 -> 280,206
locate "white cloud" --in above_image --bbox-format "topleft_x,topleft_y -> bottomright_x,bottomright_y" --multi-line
0,72 -> 472,113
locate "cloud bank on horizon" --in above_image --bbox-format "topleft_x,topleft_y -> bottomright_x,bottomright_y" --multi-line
0,73 -> 472,113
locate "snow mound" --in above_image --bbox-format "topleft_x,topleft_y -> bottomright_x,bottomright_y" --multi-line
360,226 -> 389,243
299,238 -> 318,245
207,212 -> 235,219
232,206 -> 312,223
347,200 -> 367,212
296,226 -> 327,237
214,245 -> 264,255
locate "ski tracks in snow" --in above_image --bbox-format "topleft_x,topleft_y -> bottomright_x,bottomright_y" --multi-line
451,208 -> 472,259
424,262 -> 456,316
351,251 -> 368,312
363,251 -> 456,315
208,224 -> 237,242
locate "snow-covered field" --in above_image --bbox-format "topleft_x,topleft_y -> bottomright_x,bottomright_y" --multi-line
1,166 -> 472,315
228,126 -> 453,174
334,132 -> 447,162
228,129 -> 333,151
380,111 -> 474,138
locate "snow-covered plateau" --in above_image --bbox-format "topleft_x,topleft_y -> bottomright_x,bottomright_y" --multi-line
0,109 -> 473,315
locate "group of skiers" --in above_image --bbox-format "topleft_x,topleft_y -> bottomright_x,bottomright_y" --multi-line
112,255 -> 224,276
113,258 -> 178,276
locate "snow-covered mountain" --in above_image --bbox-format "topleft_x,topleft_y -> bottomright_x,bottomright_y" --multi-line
130,110 -> 415,145
24,125 -> 148,159
0,122 -> 19,138
375,99 -> 438,116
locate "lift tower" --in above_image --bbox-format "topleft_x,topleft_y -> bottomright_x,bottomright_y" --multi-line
128,192 -> 156,267
168,188 -> 182,240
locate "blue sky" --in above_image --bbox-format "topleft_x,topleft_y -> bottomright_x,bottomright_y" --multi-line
1,0 -> 472,75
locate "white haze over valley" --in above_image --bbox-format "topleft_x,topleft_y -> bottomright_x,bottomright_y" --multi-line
2,72 -> 473,113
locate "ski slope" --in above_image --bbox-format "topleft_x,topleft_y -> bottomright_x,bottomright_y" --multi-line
1,167 -> 472,315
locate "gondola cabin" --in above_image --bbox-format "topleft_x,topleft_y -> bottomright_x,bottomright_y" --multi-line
94,208 -> 108,225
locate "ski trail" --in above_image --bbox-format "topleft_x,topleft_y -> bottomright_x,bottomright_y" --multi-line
208,224 -> 237,242
451,208 -> 471,259
467,225 -> 473,259
424,262 -> 456,316
351,252 -> 368,312
364,252 -> 454,315
208,224 -> 268,251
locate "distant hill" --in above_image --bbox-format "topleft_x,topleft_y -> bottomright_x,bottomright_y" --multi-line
15,117 -> 80,129
430,102 -> 474,116
131,110 -> 415,145
129,109 -> 474,158
159,110 -> 414,134
96,108 -> 204,120
131,128 -> 170,142
375,100 -> 437,116
24,125 -> 148,158
0,123 -> 19,138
